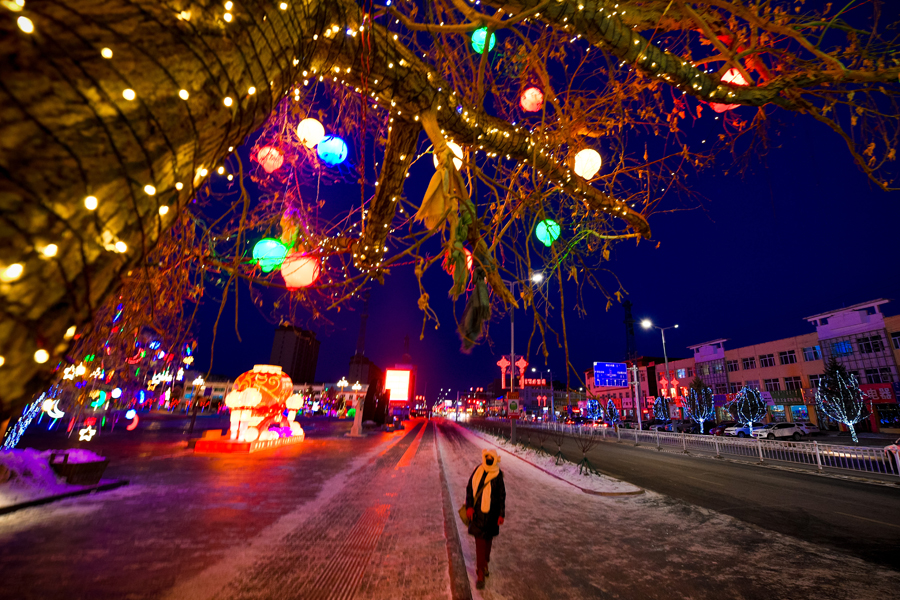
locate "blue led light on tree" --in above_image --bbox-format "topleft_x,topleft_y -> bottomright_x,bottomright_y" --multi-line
471,27 -> 495,54
535,219 -> 561,246
252,238 -> 288,273
317,135 -> 348,166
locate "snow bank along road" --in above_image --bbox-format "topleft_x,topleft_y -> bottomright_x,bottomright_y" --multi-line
1,417 -> 898,599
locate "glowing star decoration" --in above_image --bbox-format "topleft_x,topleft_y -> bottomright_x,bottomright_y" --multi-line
471,27 -> 495,54
519,87 -> 544,112
126,409 -> 140,431
710,68 -> 750,113
573,149 -> 602,179
252,238 -> 288,273
317,135 -> 348,166
535,219 -> 561,247
432,141 -> 463,171
257,146 -> 284,173
79,425 -> 97,441
297,118 -> 326,148
280,253 -> 320,289
42,399 -> 65,419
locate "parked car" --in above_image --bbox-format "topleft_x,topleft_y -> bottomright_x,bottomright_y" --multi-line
724,423 -> 767,438
643,419 -> 671,431
751,422 -> 806,440
710,421 -> 737,436
795,422 -> 820,436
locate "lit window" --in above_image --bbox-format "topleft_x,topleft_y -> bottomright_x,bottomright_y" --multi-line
831,340 -> 853,356
803,346 -> 821,361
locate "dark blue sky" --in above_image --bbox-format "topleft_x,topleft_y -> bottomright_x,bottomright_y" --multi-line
194,97 -> 900,400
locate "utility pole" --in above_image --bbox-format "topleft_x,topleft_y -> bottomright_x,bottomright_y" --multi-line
510,286 -> 517,444
632,364 -> 642,431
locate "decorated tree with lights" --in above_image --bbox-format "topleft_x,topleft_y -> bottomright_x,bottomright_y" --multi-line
2,0 -> 900,419
584,397 -> 603,421
727,386 -> 767,437
653,396 -> 669,421
606,399 -> 620,425
682,377 -> 714,434
816,357 -> 868,443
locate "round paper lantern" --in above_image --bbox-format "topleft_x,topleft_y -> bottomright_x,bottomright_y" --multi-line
471,27 -> 496,54
535,219 -> 561,247
317,135 -> 348,166
252,238 -> 288,273
573,149 -> 602,179
710,68 -> 750,113
432,141 -> 463,171
297,118 -> 326,148
257,146 -> 284,173
281,253 -> 320,289
520,87 -> 544,112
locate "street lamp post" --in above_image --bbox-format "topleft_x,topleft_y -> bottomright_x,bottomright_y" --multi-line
531,366 -> 554,421
642,320 -> 678,420
506,272 -> 544,442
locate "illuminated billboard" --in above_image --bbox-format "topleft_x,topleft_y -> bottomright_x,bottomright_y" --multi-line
385,369 -> 411,402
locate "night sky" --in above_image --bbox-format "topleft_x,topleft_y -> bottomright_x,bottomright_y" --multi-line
192,31 -> 900,399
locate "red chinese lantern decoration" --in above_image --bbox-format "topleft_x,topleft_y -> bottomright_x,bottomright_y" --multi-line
709,69 -> 749,113
257,146 -> 284,173
281,253 -> 320,289
232,365 -> 294,407
520,87 -> 544,113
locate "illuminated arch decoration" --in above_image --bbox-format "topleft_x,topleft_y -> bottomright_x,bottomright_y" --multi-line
225,365 -> 304,443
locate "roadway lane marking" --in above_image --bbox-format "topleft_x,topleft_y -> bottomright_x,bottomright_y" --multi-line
834,511 -> 900,529
684,475 -> 724,486
396,420 -> 428,469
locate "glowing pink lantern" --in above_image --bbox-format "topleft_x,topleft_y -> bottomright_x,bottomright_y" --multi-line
257,146 -> 284,173
281,253 -> 320,289
520,87 -> 544,113
709,68 -> 749,113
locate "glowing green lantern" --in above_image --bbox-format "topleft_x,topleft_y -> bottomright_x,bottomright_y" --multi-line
535,219 -> 561,247
253,238 -> 288,272
471,27 -> 496,54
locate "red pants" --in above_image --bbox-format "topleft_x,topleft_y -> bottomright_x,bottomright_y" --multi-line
475,536 -> 493,579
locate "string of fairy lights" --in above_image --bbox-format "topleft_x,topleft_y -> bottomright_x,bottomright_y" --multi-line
2,0 -> 890,405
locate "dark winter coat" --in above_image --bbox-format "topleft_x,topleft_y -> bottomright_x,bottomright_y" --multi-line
465,467 -> 506,539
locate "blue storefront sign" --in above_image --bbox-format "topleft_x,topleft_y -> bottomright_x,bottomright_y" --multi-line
593,362 -> 628,388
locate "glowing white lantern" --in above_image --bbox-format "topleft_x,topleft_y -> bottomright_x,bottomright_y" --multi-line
433,141 -> 463,170
573,149 -> 602,179
281,253 -> 320,289
297,118 -> 326,148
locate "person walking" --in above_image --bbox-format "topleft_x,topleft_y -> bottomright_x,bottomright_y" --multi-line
465,449 -> 506,589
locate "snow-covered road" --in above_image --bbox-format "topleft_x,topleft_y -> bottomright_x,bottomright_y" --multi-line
436,419 -> 899,600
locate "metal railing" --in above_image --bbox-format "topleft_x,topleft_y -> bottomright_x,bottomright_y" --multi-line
472,418 -> 900,479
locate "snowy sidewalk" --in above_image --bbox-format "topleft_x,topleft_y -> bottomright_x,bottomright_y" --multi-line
436,419 -> 899,600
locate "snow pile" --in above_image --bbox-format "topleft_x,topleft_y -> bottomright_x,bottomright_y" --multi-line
0,449 -> 105,508
461,424 -> 642,495
51,449 -> 105,464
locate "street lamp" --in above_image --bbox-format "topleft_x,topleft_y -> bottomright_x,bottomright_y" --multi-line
531,366 -> 555,421
641,320 -> 679,417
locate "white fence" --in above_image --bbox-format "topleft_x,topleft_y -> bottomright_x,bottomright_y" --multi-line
472,419 -> 900,479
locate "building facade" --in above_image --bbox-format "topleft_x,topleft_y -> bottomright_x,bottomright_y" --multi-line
269,325 -> 320,385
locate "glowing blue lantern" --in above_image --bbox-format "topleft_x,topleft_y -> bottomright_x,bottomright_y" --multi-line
471,27 -> 496,54
317,136 -> 348,166
535,219 -> 561,247
252,238 -> 288,273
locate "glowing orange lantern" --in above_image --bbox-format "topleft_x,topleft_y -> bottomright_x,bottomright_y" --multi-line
281,253 -> 320,289
257,146 -> 284,173
226,365 -> 296,442
520,87 -> 544,112
710,68 -> 749,113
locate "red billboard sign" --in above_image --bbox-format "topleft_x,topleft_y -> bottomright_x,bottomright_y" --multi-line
385,369 -> 411,402
860,383 -> 897,404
